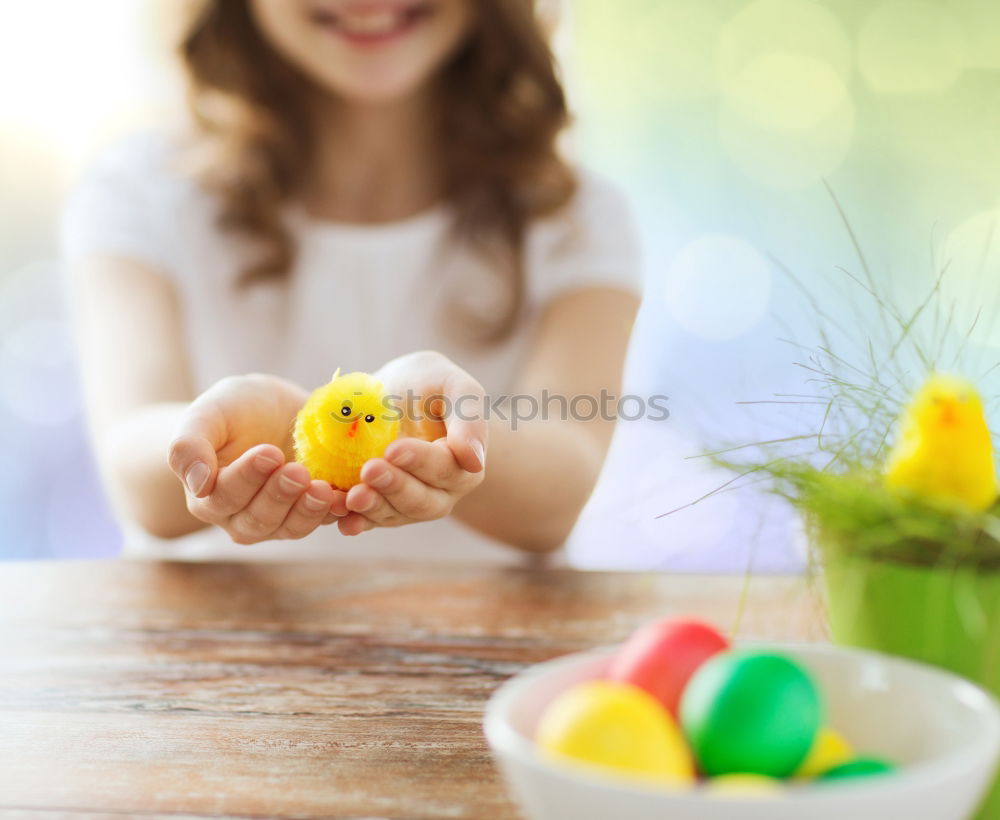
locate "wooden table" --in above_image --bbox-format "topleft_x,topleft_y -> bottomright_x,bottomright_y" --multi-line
0,560 -> 827,818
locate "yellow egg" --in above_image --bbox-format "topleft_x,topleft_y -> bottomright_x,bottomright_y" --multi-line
536,681 -> 695,784
706,774 -> 783,798
795,727 -> 854,779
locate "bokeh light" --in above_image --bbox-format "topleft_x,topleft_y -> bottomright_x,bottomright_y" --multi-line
940,207 -> 1000,351
570,0 -> 722,117
717,0 -> 852,85
950,0 -> 1000,71
858,1 -> 967,95
718,51 -> 854,190
725,53 -> 847,131
719,87 -> 854,189
714,0 -> 855,190
664,234 -> 772,341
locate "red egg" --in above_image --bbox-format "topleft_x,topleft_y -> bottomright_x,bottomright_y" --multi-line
607,618 -> 729,716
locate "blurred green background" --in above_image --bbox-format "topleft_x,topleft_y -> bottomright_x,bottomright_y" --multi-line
1,0 -> 997,567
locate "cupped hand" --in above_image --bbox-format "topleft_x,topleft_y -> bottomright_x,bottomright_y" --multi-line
168,373 -> 349,544
338,350 -> 488,535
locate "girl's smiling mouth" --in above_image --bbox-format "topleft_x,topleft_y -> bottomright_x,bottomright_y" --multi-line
309,1 -> 435,46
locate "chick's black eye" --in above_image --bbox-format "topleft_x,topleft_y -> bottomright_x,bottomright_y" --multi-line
341,406 -> 351,416
365,414 -> 375,423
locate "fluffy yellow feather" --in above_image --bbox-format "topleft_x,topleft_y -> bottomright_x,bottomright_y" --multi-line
883,373 -> 999,512
293,369 -> 400,491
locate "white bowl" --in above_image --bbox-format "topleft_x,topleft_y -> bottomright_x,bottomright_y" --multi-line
484,644 -> 1000,820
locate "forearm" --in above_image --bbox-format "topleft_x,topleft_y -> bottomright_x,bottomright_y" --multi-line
100,402 -> 208,539
453,417 -> 607,552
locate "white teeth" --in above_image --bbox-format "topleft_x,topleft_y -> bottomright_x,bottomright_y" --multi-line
337,10 -> 406,35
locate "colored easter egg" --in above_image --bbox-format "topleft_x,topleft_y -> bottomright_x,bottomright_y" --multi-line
819,757 -> 895,782
795,727 -> 854,779
607,618 -> 729,715
536,680 -> 695,783
706,774 -> 783,798
679,650 -> 822,778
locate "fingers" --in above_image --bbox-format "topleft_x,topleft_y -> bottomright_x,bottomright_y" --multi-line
199,445 -> 287,518
168,405 -> 229,498
180,430 -> 351,544
227,462 -> 316,543
329,490 -> 349,517
343,481 -> 403,526
382,438 -> 471,491
337,438 -> 484,534
274,478 -> 337,540
440,368 -> 488,473
349,458 -> 452,524
338,512 -> 375,536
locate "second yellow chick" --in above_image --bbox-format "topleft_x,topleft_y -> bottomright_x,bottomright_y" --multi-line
293,369 -> 400,491
884,372 -> 998,512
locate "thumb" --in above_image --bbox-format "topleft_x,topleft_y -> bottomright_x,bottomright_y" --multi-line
441,371 -> 488,474
168,405 -> 225,498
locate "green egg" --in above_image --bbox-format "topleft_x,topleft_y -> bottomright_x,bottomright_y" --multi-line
818,757 -> 895,782
679,650 -> 822,778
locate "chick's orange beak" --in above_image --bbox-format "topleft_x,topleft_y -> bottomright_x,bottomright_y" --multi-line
347,418 -> 359,438
939,400 -> 958,427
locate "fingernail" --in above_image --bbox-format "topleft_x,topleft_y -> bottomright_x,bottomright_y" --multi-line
185,461 -> 210,496
255,453 -> 281,473
389,448 -> 414,468
367,467 -> 392,489
304,493 -> 327,511
280,474 -> 307,493
470,439 -> 486,470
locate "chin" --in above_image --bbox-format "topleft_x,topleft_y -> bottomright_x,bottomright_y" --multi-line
323,73 -> 433,105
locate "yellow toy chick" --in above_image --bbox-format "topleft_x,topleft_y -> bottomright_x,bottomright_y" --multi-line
884,373 -> 999,512
293,369 -> 400,491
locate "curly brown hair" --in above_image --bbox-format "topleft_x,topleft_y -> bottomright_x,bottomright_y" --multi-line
179,0 -> 577,342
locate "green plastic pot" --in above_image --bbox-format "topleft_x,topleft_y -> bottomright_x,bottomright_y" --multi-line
823,550 -> 1000,820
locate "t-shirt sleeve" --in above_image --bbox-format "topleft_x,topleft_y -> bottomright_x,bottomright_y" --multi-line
59,133 -> 179,276
525,169 -> 643,307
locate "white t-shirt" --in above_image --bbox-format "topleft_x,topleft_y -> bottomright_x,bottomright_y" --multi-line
60,132 -> 642,563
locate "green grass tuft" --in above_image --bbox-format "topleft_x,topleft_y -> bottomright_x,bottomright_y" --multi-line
681,191 -> 1000,569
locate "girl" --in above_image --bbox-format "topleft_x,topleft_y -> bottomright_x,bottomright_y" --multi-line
61,0 -> 640,562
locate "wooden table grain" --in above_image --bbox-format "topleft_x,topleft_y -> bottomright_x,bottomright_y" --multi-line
0,560 -> 827,819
